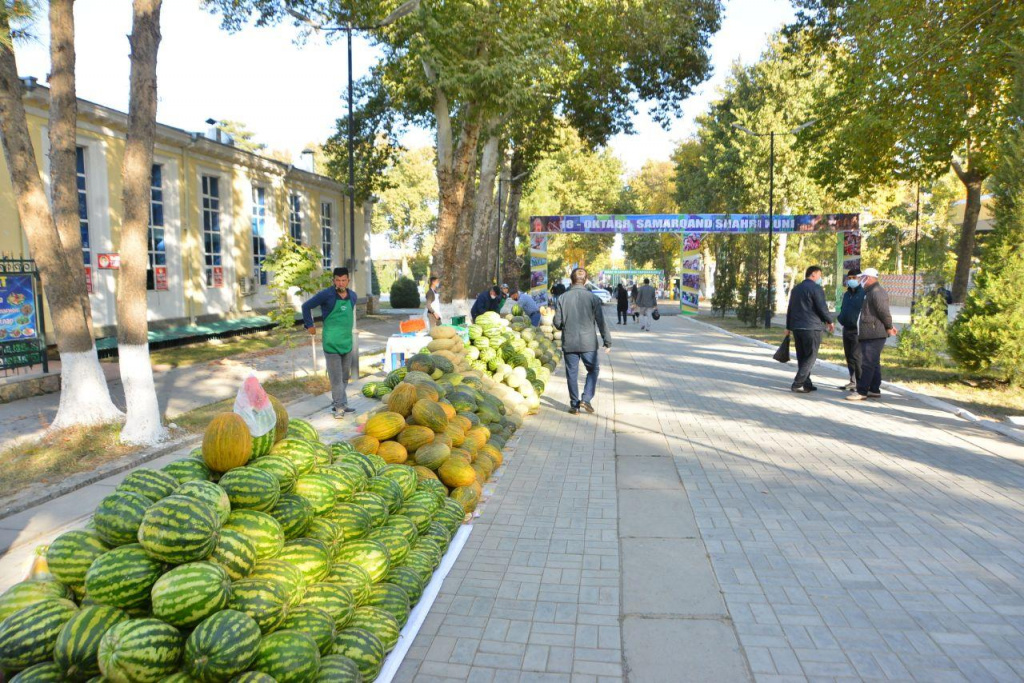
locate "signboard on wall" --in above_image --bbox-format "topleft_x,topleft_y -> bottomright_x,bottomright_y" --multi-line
97,253 -> 120,269
84,266 -> 93,293
0,274 -> 38,340
212,266 -> 224,288
154,266 -> 169,291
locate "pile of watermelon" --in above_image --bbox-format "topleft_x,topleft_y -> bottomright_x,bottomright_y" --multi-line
0,410 -> 468,682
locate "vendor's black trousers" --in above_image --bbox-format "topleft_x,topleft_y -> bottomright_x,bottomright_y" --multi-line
842,327 -> 862,382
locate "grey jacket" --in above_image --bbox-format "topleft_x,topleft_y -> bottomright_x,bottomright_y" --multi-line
635,285 -> 657,308
553,284 -> 611,353
858,282 -> 893,340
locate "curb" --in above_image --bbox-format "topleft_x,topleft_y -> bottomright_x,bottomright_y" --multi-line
686,317 -> 1024,446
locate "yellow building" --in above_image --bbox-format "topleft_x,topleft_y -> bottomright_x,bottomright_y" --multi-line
0,81 -> 372,338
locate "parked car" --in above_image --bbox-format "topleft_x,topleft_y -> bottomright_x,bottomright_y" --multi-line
586,282 -> 612,304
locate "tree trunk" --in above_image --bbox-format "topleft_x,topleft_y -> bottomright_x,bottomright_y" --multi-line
895,238 -> 903,274
951,161 -> 984,303
0,13 -> 122,430
117,0 -> 165,445
488,153 -> 510,284
451,148 -> 479,300
465,130 -> 500,295
501,154 -> 526,287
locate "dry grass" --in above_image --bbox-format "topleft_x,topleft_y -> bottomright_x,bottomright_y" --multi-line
138,327 -> 307,369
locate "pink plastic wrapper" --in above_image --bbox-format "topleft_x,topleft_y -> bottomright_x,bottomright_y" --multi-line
233,375 -> 277,437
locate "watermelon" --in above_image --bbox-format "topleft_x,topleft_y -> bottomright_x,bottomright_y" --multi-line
0,580 -> 74,623
229,673 -> 276,683
222,510 -> 284,560
269,439 -> 318,475
162,672 -> 199,682
0,599 -> 79,670
97,618 -> 182,683
161,458 -> 213,484
9,661 -> 66,682
330,628 -> 384,681
184,609 -> 262,683
137,495 -> 220,564
311,466 -> 360,502
279,606 -> 336,656
386,566 -> 426,605
304,518 -> 343,555
115,468 -> 179,502
422,521 -> 452,552
366,477 -> 404,514
226,579 -> 289,634
249,454 -> 298,493
151,562 -> 230,628
337,452 -> 379,479
247,560 -> 306,607
93,491 -> 151,547
53,604 -> 129,681
329,441 -> 357,461
251,630 -> 320,683
315,654 -> 362,682
322,503 -> 372,543
383,515 -> 419,545
396,499 -> 433,534
308,440 -> 332,466
292,475 -> 337,516
412,537 -> 444,567
208,527 -> 259,580
364,583 -> 411,626
347,606 -> 401,652
333,540 -> 390,583
175,480 -> 231,524
322,562 -> 372,605
407,489 -> 442,515
346,492 -> 388,528
361,382 -> 378,398
378,465 -> 417,499
330,459 -> 369,489
45,530 -> 110,594
399,549 -> 439,579
299,583 -> 355,627
285,419 -> 319,442
366,527 -> 410,566
276,538 -> 332,584
217,468 -> 281,512
84,544 -> 164,610
268,493 -> 314,539
250,429 -> 275,459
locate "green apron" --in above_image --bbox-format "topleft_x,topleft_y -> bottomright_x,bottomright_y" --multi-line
323,294 -> 353,355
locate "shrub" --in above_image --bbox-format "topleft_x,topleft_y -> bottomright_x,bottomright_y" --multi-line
390,277 -> 421,309
262,238 -> 330,328
895,292 -> 949,365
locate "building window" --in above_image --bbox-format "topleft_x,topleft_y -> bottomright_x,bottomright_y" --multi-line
76,146 -> 90,264
289,193 -> 302,243
146,164 -> 166,290
202,175 -> 222,287
321,201 -> 333,269
252,187 -> 268,285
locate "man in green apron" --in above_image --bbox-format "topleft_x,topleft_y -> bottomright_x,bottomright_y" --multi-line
302,267 -> 359,418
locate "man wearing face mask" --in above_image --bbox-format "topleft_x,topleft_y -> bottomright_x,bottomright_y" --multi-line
302,267 -> 358,418
836,268 -> 866,391
470,285 -> 502,322
785,265 -> 834,393
847,268 -> 898,401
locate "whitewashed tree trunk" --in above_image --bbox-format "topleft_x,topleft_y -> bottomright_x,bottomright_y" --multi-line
50,349 -> 125,430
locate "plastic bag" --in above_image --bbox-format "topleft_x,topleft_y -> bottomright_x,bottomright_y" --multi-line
773,335 -> 791,363
233,375 -> 277,437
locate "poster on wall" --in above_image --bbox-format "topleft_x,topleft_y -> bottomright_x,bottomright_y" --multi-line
84,266 -> 93,294
529,234 -> 548,299
97,253 -> 120,269
212,266 -> 224,288
0,274 -> 38,341
678,233 -> 702,314
154,266 -> 169,291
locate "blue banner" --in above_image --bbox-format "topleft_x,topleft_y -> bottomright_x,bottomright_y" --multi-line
0,274 -> 38,341
529,213 -> 860,234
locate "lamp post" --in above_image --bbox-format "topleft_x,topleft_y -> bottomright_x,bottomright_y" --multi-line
732,120 -> 816,328
288,0 -> 420,272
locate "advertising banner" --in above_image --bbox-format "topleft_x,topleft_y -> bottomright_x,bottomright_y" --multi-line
678,234 -> 702,315
84,266 -> 93,293
97,253 -> 121,269
154,266 -> 169,291
529,234 -> 548,299
0,274 -> 38,341
212,266 -> 224,288
529,213 -> 860,234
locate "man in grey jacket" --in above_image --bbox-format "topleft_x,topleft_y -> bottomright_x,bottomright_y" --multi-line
554,267 -> 612,415
634,278 -> 658,331
847,268 -> 898,401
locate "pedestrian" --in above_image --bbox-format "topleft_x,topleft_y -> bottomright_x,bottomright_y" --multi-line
554,267 -> 611,415
836,268 -> 865,391
784,265 -> 834,393
470,286 -> 502,322
551,281 -> 566,302
615,282 -> 629,325
302,266 -> 358,418
424,275 -> 442,328
630,282 -> 640,321
509,287 -> 541,326
634,278 -> 657,331
499,283 -> 511,312
847,268 -> 898,401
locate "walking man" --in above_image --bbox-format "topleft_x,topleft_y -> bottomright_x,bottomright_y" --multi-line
424,276 -> 442,328
785,265 -> 834,393
836,268 -> 865,391
847,268 -> 898,401
615,282 -> 629,325
634,278 -> 657,331
554,267 -> 611,415
302,267 -> 358,418
509,287 -> 541,326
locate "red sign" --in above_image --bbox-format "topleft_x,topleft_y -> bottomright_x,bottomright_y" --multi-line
97,253 -> 120,269
84,266 -> 93,293
154,266 -> 168,291
212,266 -> 224,288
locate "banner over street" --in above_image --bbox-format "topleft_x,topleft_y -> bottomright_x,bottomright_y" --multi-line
529,213 -> 860,234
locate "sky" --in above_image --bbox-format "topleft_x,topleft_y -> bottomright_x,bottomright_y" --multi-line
14,0 -> 796,174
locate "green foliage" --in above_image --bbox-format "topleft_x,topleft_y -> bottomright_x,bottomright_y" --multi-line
620,161 -> 681,275
372,146 -> 437,251
895,293 -> 950,365
370,261 -> 382,297
215,120 -> 266,153
389,277 -> 420,309
261,238 -> 330,329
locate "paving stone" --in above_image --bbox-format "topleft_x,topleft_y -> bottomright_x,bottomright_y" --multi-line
621,538 -> 726,616
616,456 -> 682,490
622,616 -> 751,682
618,488 -> 698,538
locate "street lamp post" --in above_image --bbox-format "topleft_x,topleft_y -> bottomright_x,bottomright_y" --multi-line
732,120 -> 816,328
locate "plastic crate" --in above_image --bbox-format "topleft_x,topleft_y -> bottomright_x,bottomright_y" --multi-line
451,315 -> 467,326
399,318 -> 426,334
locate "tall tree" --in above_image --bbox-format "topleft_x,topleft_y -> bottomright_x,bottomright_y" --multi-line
116,0 -> 165,445
215,119 -> 266,153
622,160 -> 682,277
372,145 -> 438,272
0,4 -> 123,430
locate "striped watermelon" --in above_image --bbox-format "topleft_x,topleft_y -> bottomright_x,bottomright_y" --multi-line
322,562 -> 372,605
347,606 -> 400,652
217,468 -> 281,512
175,480 -> 232,524
45,530 -> 110,595
93,491 -> 151,547
422,520 -> 452,552
115,468 -> 179,502
364,583 -> 411,626
222,510 -> 284,560
310,466 -> 360,502
276,539 -> 332,584
379,465 -> 417,499
346,492 -> 388,528
84,544 -> 164,610
395,499 -> 433,534
183,609 -> 261,682
97,618 -> 182,683
0,580 -> 74,623
151,562 -> 230,628
0,599 -> 78,670
226,579 -> 289,634
268,494 -> 314,540
405,489 -> 442,515
322,503 -> 372,543
399,548 -> 439,580
9,661 -> 66,682
228,673 -> 276,683
250,429 -> 275,459
315,654 -> 362,682
279,606 -> 336,656
299,583 -> 355,627
285,418 -> 319,442
268,439 -> 317,476
308,440 -> 332,466
366,477 -> 403,514
208,527 -> 258,580
249,454 -> 298,493
251,630 -> 320,683
291,474 -> 337,516
366,527 -> 410,565
329,460 -> 369,491
416,478 -> 448,506
330,628 -> 384,681
386,566 -> 426,604
328,441 -> 357,461
53,604 -> 128,680
341,452 -> 385,478
161,458 -> 213,484
137,495 -> 220,564
333,540 -> 390,583
161,673 -> 196,682
411,537 -> 444,567
304,518 -> 343,555
246,560 -> 306,607
383,515 -> 419,545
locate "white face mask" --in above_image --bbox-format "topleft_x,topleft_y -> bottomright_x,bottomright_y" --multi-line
847,279 -> 860,288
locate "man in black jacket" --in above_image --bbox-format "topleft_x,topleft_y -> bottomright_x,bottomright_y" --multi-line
847,268 -> 898,401
554,267 -> 611,414
836,268 -> 866,391
785,265 -> 834,393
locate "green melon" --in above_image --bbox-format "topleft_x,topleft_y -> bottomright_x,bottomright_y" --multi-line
314,654 -> 362,682
322,503 -> 372,543
115,468 -> 179,503
222,510 -> 285,560
217,467 -> 281,512
412,442 -> 450,471
161,458 -> 213,485
268,493 -> 314,540
333,540 -> 390,583
279,607 -> 336,656
97,618 -> 183,683
183,609 -> 262,683
208,527 -> 259,581
93,491 -> 152,547
276,538 -> 332,584
251,630 -> 321,683
299,583 -> 356,628
84,544 -> 164,611
322,562 -> 372,605
53,604 -> 129,681
292,474 -> 337,516
346,492 -> 388,528
330,628 -> 384,681
175,480 -> 232,524
45,530 -> 110,595
151,562 -> 230,628
0,599 -> 79,671
363,582 -> 411,626
0,579 -> 75,623
249,454 -> 298,493
137,495 -> 220,564
226,579 -> 289,634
